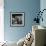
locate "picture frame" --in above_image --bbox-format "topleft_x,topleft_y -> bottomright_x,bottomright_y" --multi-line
10,12 -> 25,27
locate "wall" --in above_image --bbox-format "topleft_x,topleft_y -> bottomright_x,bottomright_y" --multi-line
40,0 -> 46,27
4,0 -> 40,42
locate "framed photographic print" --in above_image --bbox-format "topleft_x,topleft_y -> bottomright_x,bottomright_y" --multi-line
10,12 -> 25,27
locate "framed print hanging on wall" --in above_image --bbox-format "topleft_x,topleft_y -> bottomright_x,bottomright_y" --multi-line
10,12 -> 25,27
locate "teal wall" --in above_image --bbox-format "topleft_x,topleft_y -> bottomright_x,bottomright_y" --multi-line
4,0 -> 40,42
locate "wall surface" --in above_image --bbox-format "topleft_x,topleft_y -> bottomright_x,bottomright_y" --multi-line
40,0 -> 46,27
4,0 -> 40,42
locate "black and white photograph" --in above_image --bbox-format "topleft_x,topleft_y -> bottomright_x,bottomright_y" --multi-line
10,12 -> 25,27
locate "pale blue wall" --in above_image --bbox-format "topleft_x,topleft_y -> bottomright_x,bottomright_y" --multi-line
40,0 -> 46,27
4,0 -> 40,42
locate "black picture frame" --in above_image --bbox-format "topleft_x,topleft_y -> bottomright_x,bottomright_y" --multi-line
10,12 -> 25,27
